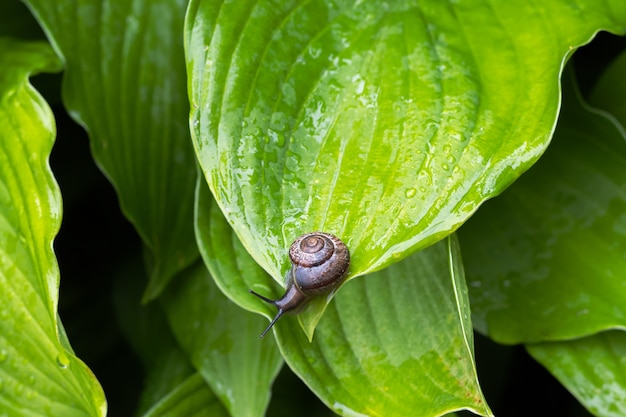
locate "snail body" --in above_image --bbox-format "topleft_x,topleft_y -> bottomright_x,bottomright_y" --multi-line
250,232 -> 350,338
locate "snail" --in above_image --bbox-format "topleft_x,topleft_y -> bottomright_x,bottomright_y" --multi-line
250,232 -> 350,338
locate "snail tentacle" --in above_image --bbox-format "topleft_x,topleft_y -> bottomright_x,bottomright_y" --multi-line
249,232 -> 350,338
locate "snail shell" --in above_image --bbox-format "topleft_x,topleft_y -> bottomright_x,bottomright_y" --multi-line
249,232 -> 350,338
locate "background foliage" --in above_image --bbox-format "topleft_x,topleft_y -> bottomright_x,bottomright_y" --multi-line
1,0 -> 626,416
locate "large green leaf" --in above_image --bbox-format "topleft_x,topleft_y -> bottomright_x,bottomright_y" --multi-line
25,0 -> 198,301
0,37 -> 105,416
196,181 -> 491,416
527,330 -> 626,417
110,259 -> 196,416
275,236 -> 491,417
186,0 -> 626,294
161,260 -> 284,417
459,70 -> 626,344
141,373 -> 229,417
520,51 -> 626,417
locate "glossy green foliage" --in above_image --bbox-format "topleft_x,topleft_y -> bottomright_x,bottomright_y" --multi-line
459,72 -> 626,344
521,50 -> 626,417
161,261 -> 284,417
24,0 -> 199,300
196,181 -> 491,416
186,0 -> 626,295
141,374 -> 229,417
0,38 -> 105,415
110,259 -> 198,415
274,237 -> 491,417
3,0 -> 626,416
528,331 -> 626,417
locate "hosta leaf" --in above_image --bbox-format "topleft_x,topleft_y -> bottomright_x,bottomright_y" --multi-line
25,0 -> 198,301
110,260 -> 196,416
195,183 -> 491,417
195,180 -> 276,316
459,70 -> 626,344
141,373 -> 229,417
527,330 -> 626,417
161,260 -> 283,417
0,38 -> 105,416
275,236 -> 491,417
186,0 -> 626,299
136,350 -> 197,417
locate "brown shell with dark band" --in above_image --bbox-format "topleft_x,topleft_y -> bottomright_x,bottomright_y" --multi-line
249,232 -> 350,338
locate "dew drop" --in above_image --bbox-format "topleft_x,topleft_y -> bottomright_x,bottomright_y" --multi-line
442,163 -> 450,171
405,188 -> 417,198
276,132 -> 285,147
56,353 -> 70,369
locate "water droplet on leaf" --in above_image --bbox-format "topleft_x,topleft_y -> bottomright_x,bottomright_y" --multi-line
56,353 -> 70,369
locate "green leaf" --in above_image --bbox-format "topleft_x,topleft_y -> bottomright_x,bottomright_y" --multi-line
527,330 -> 626,417
459,69 -> 626,344
161,260 -> 284,417
195,179 -> 276,315
25,0 -> 199,301
186,0 -> 626,295
195,186 -> 491,416
275,236 -> 491,417
0,37 -> 105,416
110,259 -> 196,416
141,373 -> 229,417
136,350 -> 198,417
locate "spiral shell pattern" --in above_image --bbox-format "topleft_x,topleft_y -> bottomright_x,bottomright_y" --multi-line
249,231 -> 350,337
289,232 -> 350,296
289,233 -> 335,267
